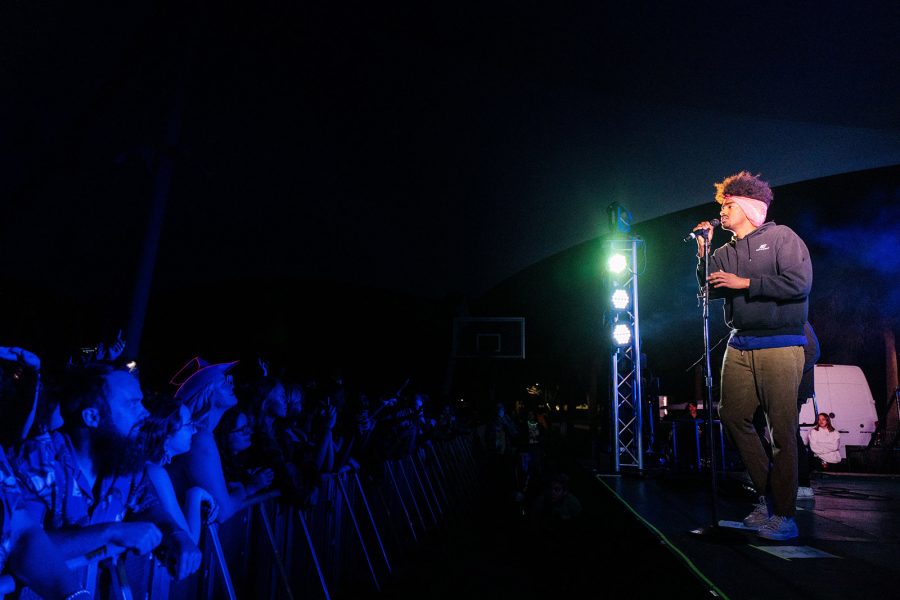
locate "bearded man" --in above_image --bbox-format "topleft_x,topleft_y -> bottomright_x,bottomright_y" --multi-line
11,364 -> 201,579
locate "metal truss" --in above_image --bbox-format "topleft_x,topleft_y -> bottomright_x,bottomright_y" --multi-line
609,237 -> 644,472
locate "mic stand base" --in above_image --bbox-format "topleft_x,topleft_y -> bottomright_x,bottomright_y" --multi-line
688,523 -> 748,544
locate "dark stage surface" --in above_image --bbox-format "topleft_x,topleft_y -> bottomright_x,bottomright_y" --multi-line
595,466 -> 900,600
370,441 -> 899,600
374,452 -> 715,600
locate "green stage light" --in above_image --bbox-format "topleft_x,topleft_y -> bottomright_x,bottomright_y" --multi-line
607,253 -> 627,274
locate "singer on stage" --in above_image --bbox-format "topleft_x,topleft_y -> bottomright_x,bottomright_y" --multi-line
694,171 -> 812,541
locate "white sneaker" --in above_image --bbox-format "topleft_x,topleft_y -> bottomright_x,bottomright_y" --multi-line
742,496 -> 770,528
757,515 -> 799,541
796,486 -> 814,499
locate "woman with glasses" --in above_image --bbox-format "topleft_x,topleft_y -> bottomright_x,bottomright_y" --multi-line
215,406 -> 274,498
139,394 -> 218,543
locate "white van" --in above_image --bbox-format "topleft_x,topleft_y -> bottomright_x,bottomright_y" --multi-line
799,364 -> 879,459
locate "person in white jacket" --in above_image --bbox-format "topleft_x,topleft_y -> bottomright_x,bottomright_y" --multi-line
808,413 -> 842,469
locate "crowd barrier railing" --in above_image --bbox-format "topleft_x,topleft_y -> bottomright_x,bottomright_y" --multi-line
7,434 -> 479,600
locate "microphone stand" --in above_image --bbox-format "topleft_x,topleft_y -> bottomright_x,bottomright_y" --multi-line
689,228 -> 743,542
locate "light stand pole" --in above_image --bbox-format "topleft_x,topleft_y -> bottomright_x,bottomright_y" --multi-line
689,227 -> 743,542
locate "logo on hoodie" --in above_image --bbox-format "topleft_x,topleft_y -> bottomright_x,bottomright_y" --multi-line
755,243 -> 770,252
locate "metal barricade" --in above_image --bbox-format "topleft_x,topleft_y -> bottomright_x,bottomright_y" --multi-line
6,435 -> 479,600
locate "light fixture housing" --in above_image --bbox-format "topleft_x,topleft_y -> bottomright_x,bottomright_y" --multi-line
611,288 -> 630,310
607,253 -> 627,274
613,323 -> 632,346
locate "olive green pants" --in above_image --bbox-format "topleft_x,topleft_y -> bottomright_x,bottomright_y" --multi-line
718,345 -> 804,517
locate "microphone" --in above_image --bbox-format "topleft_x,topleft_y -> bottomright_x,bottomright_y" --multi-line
683,219 -> 720,243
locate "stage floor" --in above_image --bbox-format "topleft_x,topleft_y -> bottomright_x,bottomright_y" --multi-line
591,465 -> 900,600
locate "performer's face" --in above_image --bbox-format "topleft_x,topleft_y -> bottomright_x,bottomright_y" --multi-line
719,199 -> 747,232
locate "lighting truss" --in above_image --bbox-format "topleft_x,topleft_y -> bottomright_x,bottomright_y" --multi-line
608,237 -> 644,472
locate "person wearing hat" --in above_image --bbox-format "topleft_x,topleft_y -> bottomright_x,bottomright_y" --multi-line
168,359 -> 266,523
694,171 -> 812,541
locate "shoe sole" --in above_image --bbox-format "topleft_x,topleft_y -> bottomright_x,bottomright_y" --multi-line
757,532 -> 799,541
757,525 -> 799,541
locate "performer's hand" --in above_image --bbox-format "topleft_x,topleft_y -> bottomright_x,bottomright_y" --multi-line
708,270 -> 750,290
694,221 -> 715,256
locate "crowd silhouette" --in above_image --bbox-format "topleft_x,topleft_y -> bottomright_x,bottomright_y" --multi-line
0,336 -> 485,599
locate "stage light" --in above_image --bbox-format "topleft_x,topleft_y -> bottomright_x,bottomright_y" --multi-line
613,324 -> 632,346
607,253 -> 627,274
611,288 -> 630,310
604,214 -> 647,472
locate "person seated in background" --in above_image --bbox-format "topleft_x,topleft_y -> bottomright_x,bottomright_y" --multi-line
10,362 -> 201,580
808,412 -> 842,470
138,394 -> 218,543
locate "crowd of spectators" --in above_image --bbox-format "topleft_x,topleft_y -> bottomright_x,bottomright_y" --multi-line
0,336 -> 472,599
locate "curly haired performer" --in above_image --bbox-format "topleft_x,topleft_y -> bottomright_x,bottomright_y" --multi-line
694,171 -> 812,541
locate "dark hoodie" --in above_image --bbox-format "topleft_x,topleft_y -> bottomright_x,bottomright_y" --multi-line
697,222 -> 812,337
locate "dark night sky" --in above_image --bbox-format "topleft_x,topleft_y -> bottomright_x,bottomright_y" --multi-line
3,2 -> 899,300
1,2 -> 899,391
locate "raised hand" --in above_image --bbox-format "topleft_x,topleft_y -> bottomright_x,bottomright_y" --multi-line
95,330 -> 126,362
247,467 -> 275,496
0,347 -> 41,370
106,330 -> 126,361
326,404 -> 338,430
694,220 -> 716,257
